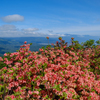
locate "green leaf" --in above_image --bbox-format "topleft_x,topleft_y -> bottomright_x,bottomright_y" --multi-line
70,75 -> 73,77
98,66 -> 100,68
43,95 -> 49,99
87,96 -> 91,100
91,88 -> 95,92
18,76 -> 24,80
5,96 -> 12,100
35,88 -> 42,92
14,91 -> 21,96
53,84 -> 61,91
21,86 -> 27,89
30,43 -> 32,45
62,92 -> 67,99
34,76 -> 40,81
28,76 -> 31,80
16,50 -> 19,52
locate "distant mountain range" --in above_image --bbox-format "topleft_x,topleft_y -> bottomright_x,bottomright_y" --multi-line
0,35 -> 100,57
0,37 -> 48,57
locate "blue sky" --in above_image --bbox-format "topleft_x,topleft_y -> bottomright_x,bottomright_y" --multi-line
0,0 -> 100,41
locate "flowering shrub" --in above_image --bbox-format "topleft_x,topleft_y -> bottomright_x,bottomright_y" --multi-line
0,37 -> 100,100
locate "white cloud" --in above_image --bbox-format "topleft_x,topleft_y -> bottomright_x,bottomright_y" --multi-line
0,25 -> 16,31
1,14 -> 24,23
0,25 -> 21,37
0,25 -> 65,37
48,33 -> 65,37
1,24 -> 100,37
22,28 -> 39,32
51,25 -> 100,36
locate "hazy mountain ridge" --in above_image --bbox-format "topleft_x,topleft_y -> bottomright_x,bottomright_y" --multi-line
0,37 -> 50,57
0,35 -> 100,57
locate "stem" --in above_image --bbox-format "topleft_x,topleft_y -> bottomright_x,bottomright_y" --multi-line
48,40 -> 49,45
2,82 -> 6,100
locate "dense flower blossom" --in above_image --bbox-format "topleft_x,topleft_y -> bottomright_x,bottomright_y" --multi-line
0,39 -> 100,99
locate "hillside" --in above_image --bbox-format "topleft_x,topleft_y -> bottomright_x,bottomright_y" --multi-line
0,37 -> 50,57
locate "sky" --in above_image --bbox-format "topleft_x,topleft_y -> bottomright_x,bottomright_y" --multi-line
0,0 -> 100,41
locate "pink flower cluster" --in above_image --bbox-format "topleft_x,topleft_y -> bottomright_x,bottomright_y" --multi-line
0,39 -> 100,100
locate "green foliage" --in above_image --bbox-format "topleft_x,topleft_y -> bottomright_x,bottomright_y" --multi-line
83,39 -> 95,48
0,61 -> 7,70
70,40 -> 84,50
96,38 -> 100,45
